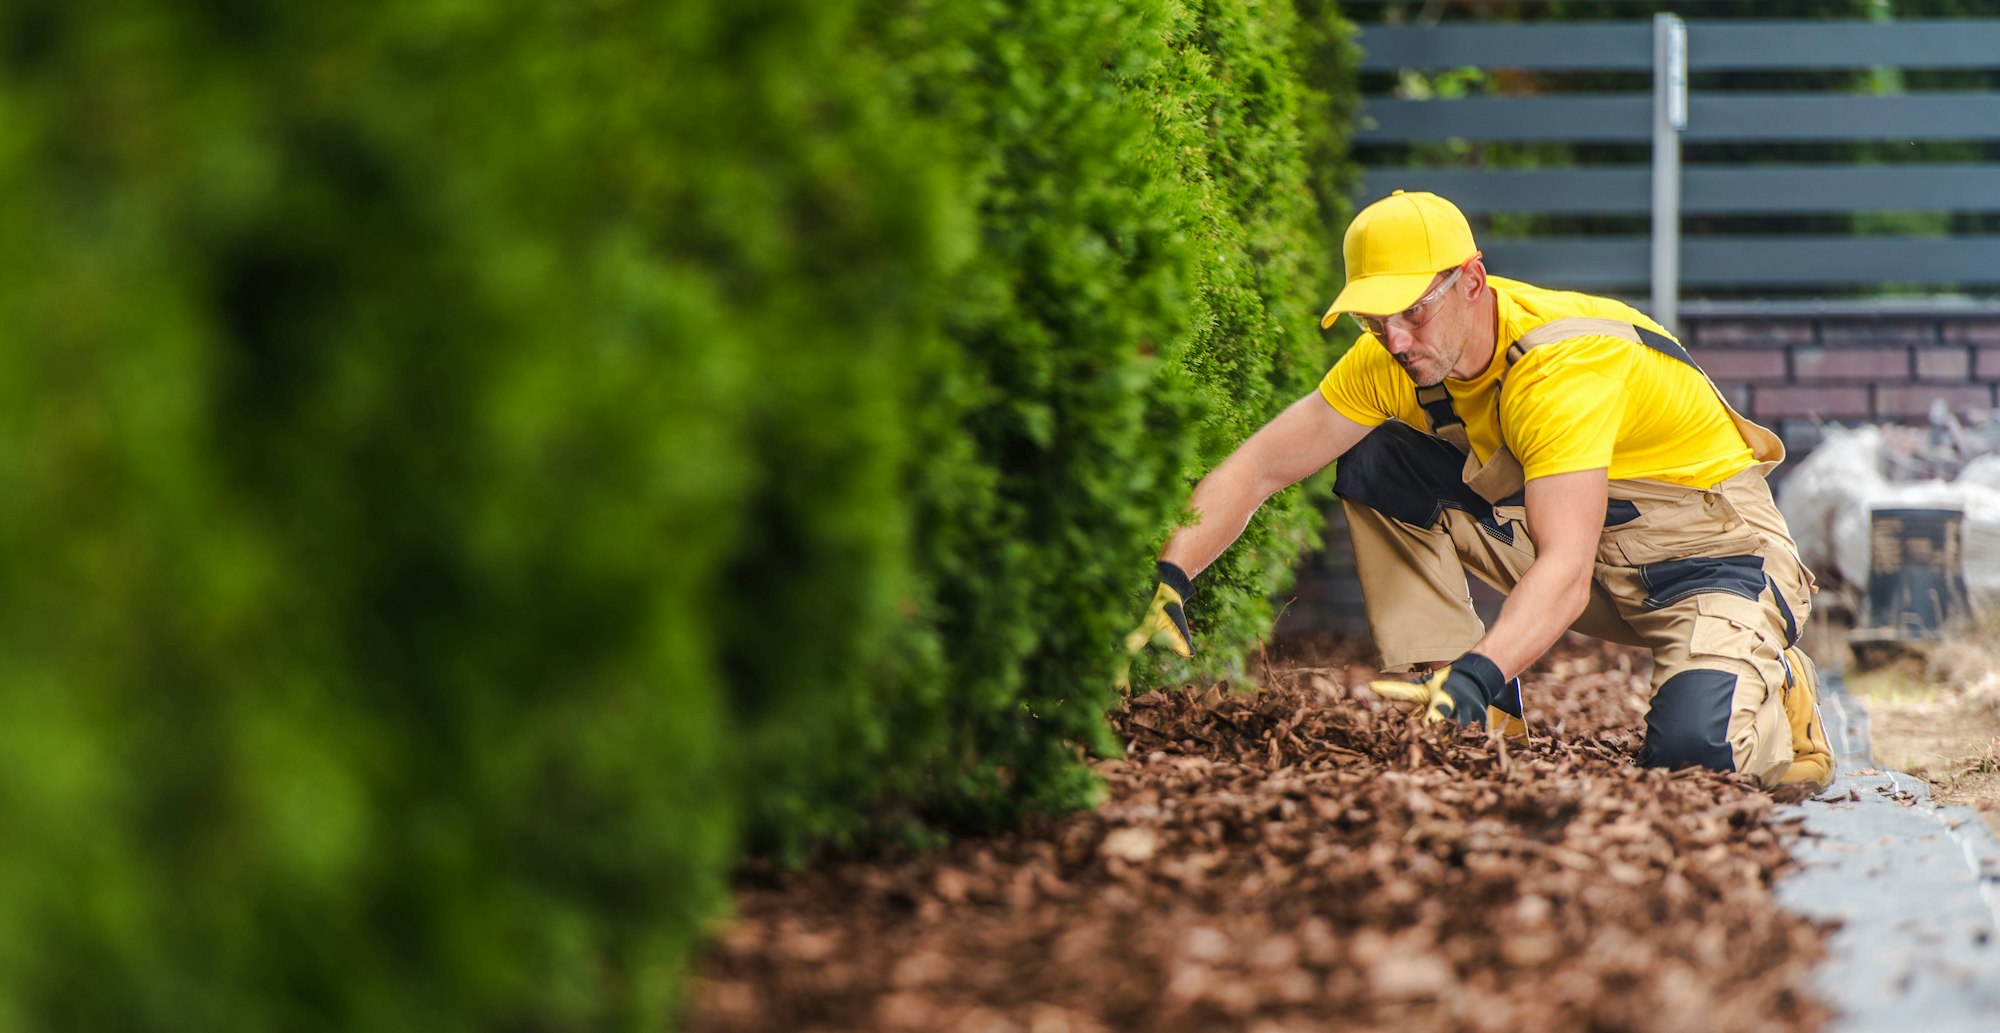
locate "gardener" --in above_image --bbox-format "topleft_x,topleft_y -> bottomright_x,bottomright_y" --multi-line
1127,190 -> 1832,795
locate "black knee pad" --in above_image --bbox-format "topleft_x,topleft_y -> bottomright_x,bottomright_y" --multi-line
1637,668 -> 1737,772
1333,421 -> 1499,531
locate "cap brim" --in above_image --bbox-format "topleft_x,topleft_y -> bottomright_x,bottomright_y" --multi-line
1318,272 -> 1440,330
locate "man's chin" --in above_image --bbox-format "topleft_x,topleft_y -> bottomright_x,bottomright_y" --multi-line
1397,364 -> 1444,388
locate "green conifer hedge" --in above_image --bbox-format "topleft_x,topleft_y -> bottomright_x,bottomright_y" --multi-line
0,0 -> 1356,1027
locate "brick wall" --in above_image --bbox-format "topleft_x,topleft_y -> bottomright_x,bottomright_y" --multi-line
1683,310 -> 2000,457
1272,308 -> 2000,643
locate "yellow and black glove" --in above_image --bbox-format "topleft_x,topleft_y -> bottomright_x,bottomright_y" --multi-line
1368,652 -> 1510,730
1486,674 -> 1528,741
1123,561 -> 1194,658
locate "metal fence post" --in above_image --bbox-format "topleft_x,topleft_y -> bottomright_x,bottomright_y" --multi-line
1652,14 -> 1687,333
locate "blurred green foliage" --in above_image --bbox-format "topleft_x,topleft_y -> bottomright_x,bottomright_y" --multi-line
0,0 -> 1355,1028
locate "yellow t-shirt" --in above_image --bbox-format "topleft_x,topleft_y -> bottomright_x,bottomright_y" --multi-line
1317,277 -> 1755,489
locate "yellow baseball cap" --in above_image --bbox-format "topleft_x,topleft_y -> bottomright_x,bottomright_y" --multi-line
1319,190 -> 1479,329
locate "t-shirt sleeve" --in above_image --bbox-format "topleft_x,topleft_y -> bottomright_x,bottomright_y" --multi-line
1317,337 -> 1400,428
1500,343 -> 1627,480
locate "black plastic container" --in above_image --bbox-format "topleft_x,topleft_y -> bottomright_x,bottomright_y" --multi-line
1866,507 -> 1970,638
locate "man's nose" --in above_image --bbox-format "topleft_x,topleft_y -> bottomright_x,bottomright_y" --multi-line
1380,321 -> 1415,353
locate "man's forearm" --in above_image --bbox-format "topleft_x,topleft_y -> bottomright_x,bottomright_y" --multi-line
1475,468 -> 1611,680
1157,461 -> 1269,579
1470,557 -> 1593,679
1152,391 -> 1367,583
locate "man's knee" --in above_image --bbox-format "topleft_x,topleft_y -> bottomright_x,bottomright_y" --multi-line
1638,668 -> 1737,772
1332,422 -> 1487,529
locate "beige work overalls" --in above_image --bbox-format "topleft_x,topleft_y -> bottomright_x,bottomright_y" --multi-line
1337,318 -> 1814,785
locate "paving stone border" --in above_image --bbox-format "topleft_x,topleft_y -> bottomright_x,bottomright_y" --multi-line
1779,673 -> 2000,1033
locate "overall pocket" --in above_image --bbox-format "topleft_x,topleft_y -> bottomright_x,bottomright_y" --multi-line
1638,554 -> 1767,611
1685,592 -> 1780,663
1600,491 -> 1766,569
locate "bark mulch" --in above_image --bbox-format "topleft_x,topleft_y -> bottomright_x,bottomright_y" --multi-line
685,637 -> 1831,1033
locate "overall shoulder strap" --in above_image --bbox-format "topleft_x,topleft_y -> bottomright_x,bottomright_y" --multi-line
1508,317 -> 1701,372
1506,317 -> 1784,464
1414,383 -> 1471,452
1408,317 -> 1714,459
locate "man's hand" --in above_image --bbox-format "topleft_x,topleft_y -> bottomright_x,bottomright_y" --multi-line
1124,561 -> 1194,658
1487,676 -> 1529,741
1368,652 -> 1507,727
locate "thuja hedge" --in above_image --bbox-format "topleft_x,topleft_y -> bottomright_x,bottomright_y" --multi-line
0,0 -> 1355,1028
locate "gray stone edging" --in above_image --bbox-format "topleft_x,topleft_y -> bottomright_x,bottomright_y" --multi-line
1778,672 -> 2000,1033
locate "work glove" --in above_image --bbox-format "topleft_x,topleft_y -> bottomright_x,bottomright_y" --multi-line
1124,561 -> 1194,658
1487,675 -> 1529,741
1368,652 -> 1509,730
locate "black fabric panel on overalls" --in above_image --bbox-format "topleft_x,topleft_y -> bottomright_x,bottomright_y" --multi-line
1638,554 -> 1767,610
1332,421 -> 1514,544
1767,574 -> 1800,646
1638,668 -> 1738,772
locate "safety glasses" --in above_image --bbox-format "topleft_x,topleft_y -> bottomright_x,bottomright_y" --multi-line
1353,266 -> 1463,339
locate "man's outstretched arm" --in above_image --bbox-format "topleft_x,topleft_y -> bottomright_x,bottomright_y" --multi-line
1127,392 -> 1371,657
1162,392 -> 1372,578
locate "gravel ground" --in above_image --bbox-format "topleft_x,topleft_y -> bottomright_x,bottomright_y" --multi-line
685,637 -> 1831,1033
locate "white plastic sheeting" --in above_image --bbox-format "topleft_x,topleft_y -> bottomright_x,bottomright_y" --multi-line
1777,425 -> 2000,605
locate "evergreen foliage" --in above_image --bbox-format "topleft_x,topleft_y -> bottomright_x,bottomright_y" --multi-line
0,0 -> 1357,1027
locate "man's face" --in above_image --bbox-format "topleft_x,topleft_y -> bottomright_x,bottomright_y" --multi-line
1358,266 -> 1467,387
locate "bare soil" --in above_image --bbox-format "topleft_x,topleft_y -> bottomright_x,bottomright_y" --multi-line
1842,645 -> 2000,839
684,636 -> 1829,1033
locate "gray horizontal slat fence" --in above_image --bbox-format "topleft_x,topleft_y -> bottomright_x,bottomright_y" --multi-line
1686,94 -> 2000,142
1358,93 -> 2000,147
1356,20 -> 2000,71
1688,20 -> 2000,70
1353,18 -> 2000,303
1356,25 -> 1650,70
1356,97 -> 1650,142
1680,167 -> 2000,213
1358,169 -> 1652,213
1683,238 -> 2000,285
1361,166 -> 2000,215
1480,240 -> 1650,289
1483,238 -> 2000,289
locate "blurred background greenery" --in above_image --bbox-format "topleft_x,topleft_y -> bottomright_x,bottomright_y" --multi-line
0,0 -> 1358,1027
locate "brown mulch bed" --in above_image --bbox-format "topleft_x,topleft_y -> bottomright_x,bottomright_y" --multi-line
685,636 -> 1831,1033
